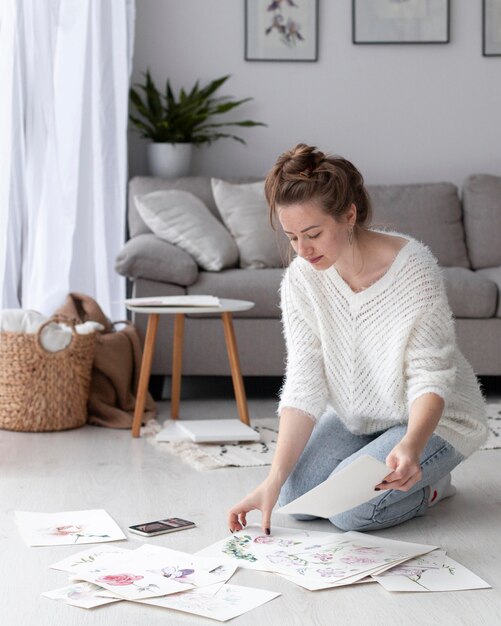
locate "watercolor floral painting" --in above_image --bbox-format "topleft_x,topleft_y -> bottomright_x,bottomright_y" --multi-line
137,583 -> 281,622
132,544 -> 230,588
197,525 -> 335,572
15,509 -> 125,546
42,581 -> 122,609
373,556 -> 491,592
79,566 -> 187,601
50,545 -> 132,574
262,539 -> 412,584
245,0 -> 318,61
197,526 -> 440,590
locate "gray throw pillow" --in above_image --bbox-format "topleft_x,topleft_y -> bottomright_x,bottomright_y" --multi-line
211,178 -> 290,269
115,234 -> 199,286
463,174 -> 501,269
134,190 -> 239,271
368,182 -> 470,268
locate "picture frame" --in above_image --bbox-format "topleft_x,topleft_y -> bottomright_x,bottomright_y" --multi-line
483,0 -> 501,56
352,0 -> 450,45
245,0 -> 319,62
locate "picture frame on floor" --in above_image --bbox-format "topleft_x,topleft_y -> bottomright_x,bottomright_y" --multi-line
245,0 -> 319,62
483,0 -> 501,56
352,0 -> 450,45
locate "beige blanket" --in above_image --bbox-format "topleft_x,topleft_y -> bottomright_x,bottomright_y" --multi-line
55,293 -> 156,428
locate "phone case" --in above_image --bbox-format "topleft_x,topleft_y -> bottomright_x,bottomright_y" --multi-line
128,519 -> 196,537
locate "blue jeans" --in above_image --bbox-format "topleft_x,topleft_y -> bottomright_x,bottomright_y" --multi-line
278,411 -> 464,532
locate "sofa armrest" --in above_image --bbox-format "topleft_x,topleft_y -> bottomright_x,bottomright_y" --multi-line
115,233 -> 199,286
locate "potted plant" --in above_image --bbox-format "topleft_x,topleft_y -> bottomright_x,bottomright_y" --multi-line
129,71 -> 266,178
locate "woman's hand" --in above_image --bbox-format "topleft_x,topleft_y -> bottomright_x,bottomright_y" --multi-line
228,477 -> 282,535
227,408 -> 315,536
375,439 -> 422,492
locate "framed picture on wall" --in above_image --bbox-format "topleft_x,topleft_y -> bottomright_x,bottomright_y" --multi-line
245,0 -> 319,62
353,0 -> 450,44
483,0 -> 501,56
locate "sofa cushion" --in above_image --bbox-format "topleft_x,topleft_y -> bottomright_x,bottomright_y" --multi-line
442,268 -> 497,318
135,190 -> 239,271
115,233 -> 199,286
462,174 -> 501,269
476,267 -> 501,318
211,178 -> 289,269
368,183 -> 470,268
128,176 -> 261,238
187,269 -> 284,318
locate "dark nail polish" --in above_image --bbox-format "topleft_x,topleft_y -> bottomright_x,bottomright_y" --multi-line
382,481 -> 388,484
229,528 -> 234,534
265,528 -> 270,535
374,487 -> 381,491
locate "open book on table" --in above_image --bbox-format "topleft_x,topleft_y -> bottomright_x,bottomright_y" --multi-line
125,295 -> 221,308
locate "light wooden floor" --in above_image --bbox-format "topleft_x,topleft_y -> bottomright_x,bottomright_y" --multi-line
1,397 -> 500,626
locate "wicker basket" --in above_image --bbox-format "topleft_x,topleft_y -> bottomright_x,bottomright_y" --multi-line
0,316 -> 96,432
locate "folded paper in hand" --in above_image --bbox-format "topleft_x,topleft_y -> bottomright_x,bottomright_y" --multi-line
275,455 -> 390,518
125,295 -> 221,308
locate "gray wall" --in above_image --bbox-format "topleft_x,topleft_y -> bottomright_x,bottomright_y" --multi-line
129,0 -> 501,187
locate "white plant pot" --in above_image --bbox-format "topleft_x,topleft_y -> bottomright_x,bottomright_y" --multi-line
147,143 -> 193,178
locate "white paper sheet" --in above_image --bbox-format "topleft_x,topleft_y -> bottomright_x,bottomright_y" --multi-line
196,525 -> 336,571
262,530 -> 438,588
42,582 -> 122,609
275,455 -> 390,518
15,509 -> 126,546
77,563 -> 187,600
196,525 -> 439,590
50,545 -> 133,573
373,555 -> 491,592
380,549 -> 447,576
135,583 -> 280,622
131,544 -> 231,588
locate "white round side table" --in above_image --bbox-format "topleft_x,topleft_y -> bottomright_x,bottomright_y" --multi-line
126,298 -> 255,437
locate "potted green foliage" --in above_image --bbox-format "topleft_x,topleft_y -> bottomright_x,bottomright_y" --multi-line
129,71 -> 266,178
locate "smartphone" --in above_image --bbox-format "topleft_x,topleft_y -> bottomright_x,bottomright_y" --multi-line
128,517 -> 196,537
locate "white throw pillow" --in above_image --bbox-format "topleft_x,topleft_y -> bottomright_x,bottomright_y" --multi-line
211,178 -> 290,269
135,190 -> 239,272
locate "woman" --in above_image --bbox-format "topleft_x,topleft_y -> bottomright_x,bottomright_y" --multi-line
228,144 -> 487,535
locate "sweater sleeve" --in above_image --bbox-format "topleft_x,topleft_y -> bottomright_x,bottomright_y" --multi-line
404,299 -> 457,409
277,268 -> 328,421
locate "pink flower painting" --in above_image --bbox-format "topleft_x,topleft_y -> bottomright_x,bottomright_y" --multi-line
96,573 -> 144,587
45,524 -> 110,544
49,525 -> 84,536
340,556 -> 377,565
254,536 -> 275,544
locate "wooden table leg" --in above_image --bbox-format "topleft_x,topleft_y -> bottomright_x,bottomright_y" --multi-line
171,313 -> 185,420
132,313 -> 159,437
221,312 -> 250,425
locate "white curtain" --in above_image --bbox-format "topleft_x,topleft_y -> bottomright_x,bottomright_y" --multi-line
0,0 -> 135,320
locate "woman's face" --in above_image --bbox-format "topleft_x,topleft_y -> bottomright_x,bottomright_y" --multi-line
278,201 -> 354,271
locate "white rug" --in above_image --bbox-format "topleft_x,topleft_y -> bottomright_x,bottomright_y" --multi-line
145,417 -> 279,470
144,404 -> 501,471
483,403 -> 501,450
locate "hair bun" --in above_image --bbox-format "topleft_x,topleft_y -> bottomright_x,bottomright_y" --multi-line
280,143 -> 326,178
265,143 -> 372,232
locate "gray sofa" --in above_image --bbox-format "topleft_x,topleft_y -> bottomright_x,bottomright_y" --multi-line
117,174 -> 501,377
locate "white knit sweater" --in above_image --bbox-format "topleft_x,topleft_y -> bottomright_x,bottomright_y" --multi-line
278,235 -> 487,457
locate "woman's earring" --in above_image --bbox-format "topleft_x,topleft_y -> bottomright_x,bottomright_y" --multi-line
348,226 -> 354,246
